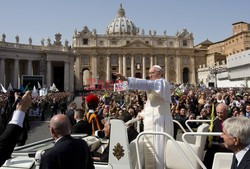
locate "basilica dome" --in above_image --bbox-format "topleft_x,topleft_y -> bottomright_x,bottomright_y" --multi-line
106,4 -> 137,35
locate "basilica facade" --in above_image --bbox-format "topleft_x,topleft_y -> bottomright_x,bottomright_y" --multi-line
0,4 -> 206,92
73,4 -> 204,91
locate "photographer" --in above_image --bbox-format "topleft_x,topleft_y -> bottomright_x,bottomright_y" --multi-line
0,91 -> 32,167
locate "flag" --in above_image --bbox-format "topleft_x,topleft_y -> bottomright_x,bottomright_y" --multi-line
50,83 -> 58,92
0,83 -> 7,93
32,85 -> 38,98
20,84 -> 25,93
24,83 -> 30,91
7,83 -> 13,92
208,103 -> 215,148
37,81 -> 41,89
39,88 -> 47,96
114,81 -> 128,92
174,84 -> 186,97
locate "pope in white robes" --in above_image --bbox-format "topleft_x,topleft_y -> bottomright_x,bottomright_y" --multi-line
115,65 -> 173,169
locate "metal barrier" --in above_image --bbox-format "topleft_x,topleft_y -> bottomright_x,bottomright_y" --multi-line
185,119 -> 211,132
173,119 -> 187,133
182,132 -> 222,169
135,131 -> 195,169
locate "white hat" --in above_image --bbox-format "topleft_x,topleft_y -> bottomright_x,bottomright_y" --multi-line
152,65 -> 163,72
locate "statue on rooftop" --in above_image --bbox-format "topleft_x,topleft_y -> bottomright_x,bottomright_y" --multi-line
65,39 -> 69,47
41,38 -> 45,46
2,33 -> 6,42
29,37 -> 32,45
54,33 -> 62,46
15,35 -> 19,43
47,38 -> 51,46
141,29 -> 145,35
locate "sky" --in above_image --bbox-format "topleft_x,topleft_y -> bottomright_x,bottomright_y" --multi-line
0,0 -> 249,46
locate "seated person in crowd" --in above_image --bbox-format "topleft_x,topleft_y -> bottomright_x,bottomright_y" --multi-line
203,103 -> 232,169
119,111 -> 139,143
71,109 -> 92,135
92,117 -> 111,162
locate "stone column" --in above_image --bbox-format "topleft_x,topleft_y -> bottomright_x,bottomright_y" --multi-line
13,59 -> 19,89
190,56 -> 196,84
164,55 -> 169,80
69,59 -> 74,91
46,60 -> 51,88
106,55 -> 111,81
123,55 -> 126,76
142,55 -> 146,79
92,54 -> 97,79
150,55 -> 154,67
74,55 -> 82,90
118,55 -> 122,73
64,61 -> 69,91
176,55 -> 181,83
27,60 -> 33,75
131,55 -> 134,77
154,55 -> 158,65
0,59 -> 5,86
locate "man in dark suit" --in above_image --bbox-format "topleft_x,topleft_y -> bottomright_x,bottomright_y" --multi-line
40,114 -> 94,169
71,109 -> 91,135
221,117 -> 250,169
0,91 -> 32,167
204,103 -> 231,169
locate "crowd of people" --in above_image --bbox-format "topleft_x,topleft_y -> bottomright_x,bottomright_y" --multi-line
0,65 -> 250,168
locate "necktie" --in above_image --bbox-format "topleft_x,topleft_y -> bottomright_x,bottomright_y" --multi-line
233,155 -> 238,169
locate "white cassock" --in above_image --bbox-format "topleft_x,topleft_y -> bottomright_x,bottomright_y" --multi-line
127,77 -> 173,169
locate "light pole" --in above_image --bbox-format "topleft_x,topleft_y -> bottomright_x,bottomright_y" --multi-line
209,67 -> 219,88
209,66 -> 225,88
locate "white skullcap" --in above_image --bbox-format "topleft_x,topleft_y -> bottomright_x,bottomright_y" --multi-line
152,65 -> 163,72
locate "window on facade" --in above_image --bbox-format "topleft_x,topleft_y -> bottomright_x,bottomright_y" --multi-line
169,42 -> 174,47
157,56 -> 164,66
99,41 -> 104,45
183,40 -> 187,46
135,56 -> 141,64
111,55 -> 118,66
126,41 -> 130,44
183,56 -> 189,65
158,41 -> 163,45
145,41 -> 149,44
146,57 -> 150,65
82,56 -> 89,65
112,67 -> 116,71
111,40 -> 117,45
83,38 -> 88,45
126,57 -> 131,66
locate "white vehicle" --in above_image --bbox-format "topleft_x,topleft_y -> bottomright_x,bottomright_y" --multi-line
1,119 -> 233,169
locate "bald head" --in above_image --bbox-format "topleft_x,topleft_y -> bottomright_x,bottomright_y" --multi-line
50,114 -> 70,138
216,103 -> 228,121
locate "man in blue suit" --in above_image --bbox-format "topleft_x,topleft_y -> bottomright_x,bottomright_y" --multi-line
40,114 -> 94,169
222,117 -> 250,169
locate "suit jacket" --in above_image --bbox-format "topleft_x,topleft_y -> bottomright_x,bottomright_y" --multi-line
127,127 -> 138,143
0,124 -> 23,167
231,149 -> 250,169
40,135 -> 94,169
71,120 -> 92,135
